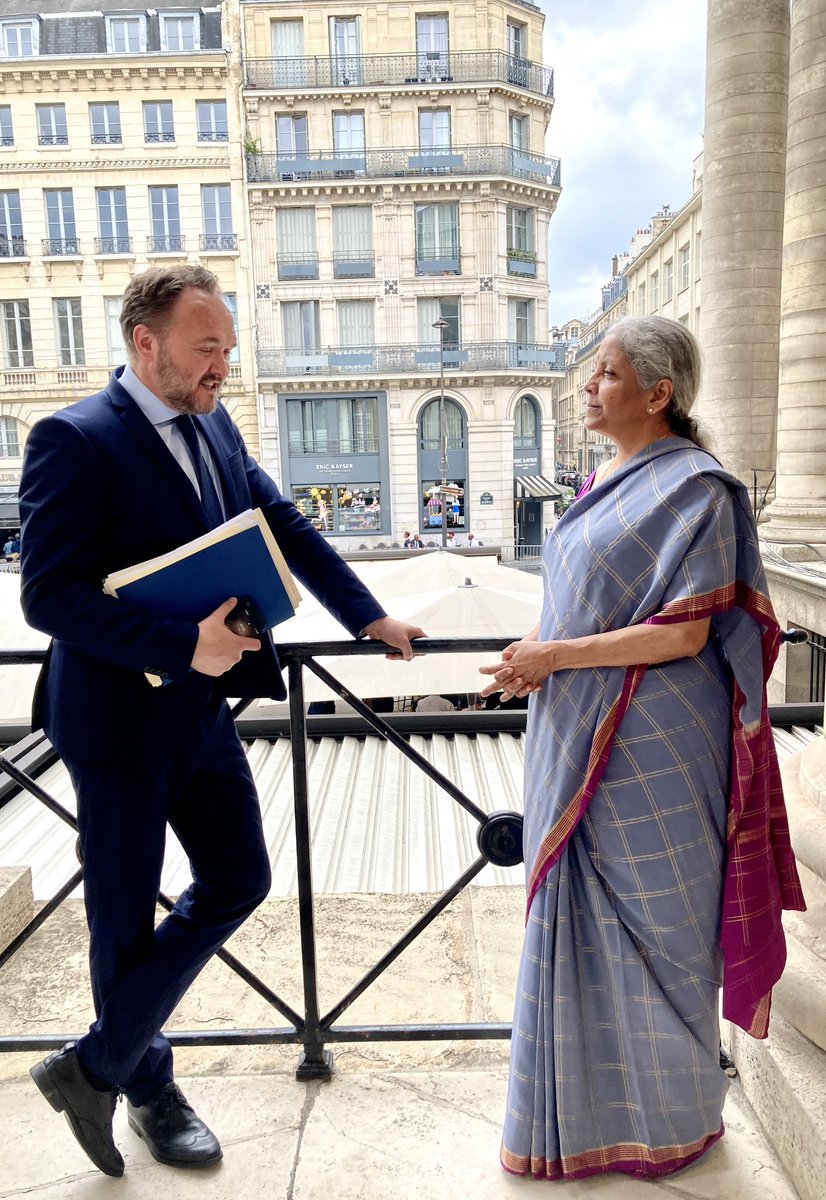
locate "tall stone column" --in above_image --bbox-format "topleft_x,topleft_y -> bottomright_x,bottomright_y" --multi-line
763,0 -> 826,547
696,0 -> 789,486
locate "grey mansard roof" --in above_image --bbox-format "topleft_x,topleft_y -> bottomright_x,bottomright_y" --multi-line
5,1 -> 222,14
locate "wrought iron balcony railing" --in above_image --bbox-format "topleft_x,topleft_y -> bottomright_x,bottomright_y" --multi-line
200,233 -> 238,252
288,436 -> 380,456
257,340 -> 567,378
244,50 -> 553,99
41,238 -> 81,256
247,143 -> 561,188
144,131 -> 176,143
38,134 -> 68,146
197,130 -> 229,142
0,136 -> 13,147
94,236 -> 133,255
333,251 -> 375,279
0,237 -> 27,258
147,234 -> 185,253
277,252 -> 319,280
90,133 -> 122,145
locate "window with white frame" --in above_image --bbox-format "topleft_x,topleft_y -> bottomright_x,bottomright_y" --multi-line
196,100 -> 228,143
0,415 -> 20,457
637,281 -> 646,315
0,191 -> 24,258
282,301 -> 321,353
276,207 -> 316,274
416,13 -> 449,81
1,21 -> 37,58
148,186 -> 181,251
106,16 -> 146,55
663,257 -> 674,302
271,19 -> 305,86
276,113 -> 309,156
329,16 -> 362,85
143,102 -> 174,144
160,13 -> 199,52
0,106 -> 12,147
650,269 -> 659,311
96,188 -> 129,254
54,298 -> 85,367
509,114 -> 528,150
678,243 -> 690,291
332,206 -> 372,276
417,297 -> 460,346
508,298 -> 534,344
415,203 -> 460,272
419,109 -> 451,150
89,103 -> 121,145
104,296 -> 126,366
44,190 -> 77,252
37,105 -> 68,147
223,293 -> 240,364
514,395 -> 538,447
337,300 -> 374,347
332,111 -> 365,155
1,300 -> 33,368
201,184 -> 234,250
507,206 -> 535,253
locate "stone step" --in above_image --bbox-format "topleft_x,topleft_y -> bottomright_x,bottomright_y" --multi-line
772,927 -> 826,1054
727,1009 -> 826,1200
0,865 -> 33,956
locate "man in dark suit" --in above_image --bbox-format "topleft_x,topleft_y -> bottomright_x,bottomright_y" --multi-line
19,265 -> 424,1176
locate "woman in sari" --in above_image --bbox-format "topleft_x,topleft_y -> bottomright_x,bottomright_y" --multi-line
480,316 -> 804,1181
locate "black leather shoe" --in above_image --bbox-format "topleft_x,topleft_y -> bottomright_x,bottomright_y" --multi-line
30,1042 -> 124,1177
127,1083 -> 222,1167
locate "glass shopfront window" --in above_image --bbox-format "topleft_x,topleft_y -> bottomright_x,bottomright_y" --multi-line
292,483 -> 382,533
421,480 -> 465,529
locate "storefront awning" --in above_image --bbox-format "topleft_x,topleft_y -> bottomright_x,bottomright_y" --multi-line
514,474 -> 563,500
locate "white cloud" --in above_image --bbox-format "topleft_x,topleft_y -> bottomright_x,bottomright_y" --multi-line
538,0 -> 707,325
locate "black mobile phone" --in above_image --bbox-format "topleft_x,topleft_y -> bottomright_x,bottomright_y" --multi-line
225,596 -> 267,638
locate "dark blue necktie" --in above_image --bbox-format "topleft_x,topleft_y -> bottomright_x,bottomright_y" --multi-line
175,414 -> 225,528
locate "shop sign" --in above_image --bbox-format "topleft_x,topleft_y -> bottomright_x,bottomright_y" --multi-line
480,491 -> 494,505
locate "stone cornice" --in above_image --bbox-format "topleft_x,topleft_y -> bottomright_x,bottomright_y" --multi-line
242,82 -> 551,112
0,156 -> 232,172
247,177 -> 559,204
0,58 -> 227,94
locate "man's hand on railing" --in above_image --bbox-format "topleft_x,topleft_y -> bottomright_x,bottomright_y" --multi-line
361,616 -> 426,661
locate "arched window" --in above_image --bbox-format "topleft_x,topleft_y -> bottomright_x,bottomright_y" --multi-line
418,396 -> 468,531
514,395 -> 538,448
419,397 -> 465,450
0,416 -> 20,457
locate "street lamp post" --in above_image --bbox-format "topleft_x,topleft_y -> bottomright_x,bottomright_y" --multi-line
433,317 -> 448,548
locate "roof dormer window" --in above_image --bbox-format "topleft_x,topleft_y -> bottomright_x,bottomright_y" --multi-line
106,15 -> 147,55
1,20 -> 38,58
160,13 -> 200,52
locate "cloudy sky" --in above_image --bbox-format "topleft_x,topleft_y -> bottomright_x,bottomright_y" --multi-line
539,0 -> 708,325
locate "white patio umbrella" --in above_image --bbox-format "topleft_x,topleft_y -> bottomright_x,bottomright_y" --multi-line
0,573 -> 49,722
274,551 -> 543,703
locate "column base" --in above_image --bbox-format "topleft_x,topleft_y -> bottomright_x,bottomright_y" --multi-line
760,498 -> 826,553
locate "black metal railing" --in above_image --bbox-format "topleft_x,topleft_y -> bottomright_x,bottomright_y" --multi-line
90,133 -> 122,145
0,636 -> 816,1077
244,50 -> 554,99
0,638 -> 524,1077
0,237 -> 27,257
144,131 -> 175,143
94,236 -> 133,255
41,238 -> 80,256
333,251 -> 375,278
147,234 -> 185,253
197,131 -> 229,142
257,340 -> 568,377
288,436 -> 380,456
38,134 -> 68,146
247,143 -> 561,188
200,233 -> 238,252
277,252 -> 320,280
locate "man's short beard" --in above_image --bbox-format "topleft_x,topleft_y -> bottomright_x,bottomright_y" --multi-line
156,346 -> 222,414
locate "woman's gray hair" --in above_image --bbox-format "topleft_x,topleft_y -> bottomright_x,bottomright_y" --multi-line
607,316 -> 706,447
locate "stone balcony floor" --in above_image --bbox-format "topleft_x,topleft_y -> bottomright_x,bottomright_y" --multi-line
0,889 -> 802,1200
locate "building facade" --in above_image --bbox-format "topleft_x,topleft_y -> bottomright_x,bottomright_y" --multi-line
0,0 -> 257,532
236,0 -> 563,548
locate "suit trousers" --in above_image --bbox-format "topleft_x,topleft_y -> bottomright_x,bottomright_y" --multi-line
63,686 -> 271,1105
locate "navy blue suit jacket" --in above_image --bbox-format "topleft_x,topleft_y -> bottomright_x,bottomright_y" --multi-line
19,370 -> 386,760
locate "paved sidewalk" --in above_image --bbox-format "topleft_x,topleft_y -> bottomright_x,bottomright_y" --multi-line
0,1056 -> 801,1200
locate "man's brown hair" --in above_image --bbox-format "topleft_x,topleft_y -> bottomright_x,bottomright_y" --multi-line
119,265 -> 223,356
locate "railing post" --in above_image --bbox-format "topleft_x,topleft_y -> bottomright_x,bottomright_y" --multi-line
287,656 -> 333,1081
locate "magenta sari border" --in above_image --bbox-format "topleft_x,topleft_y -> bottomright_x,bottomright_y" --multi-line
500,1123 -> 725,1182
525,663 -> 646,916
